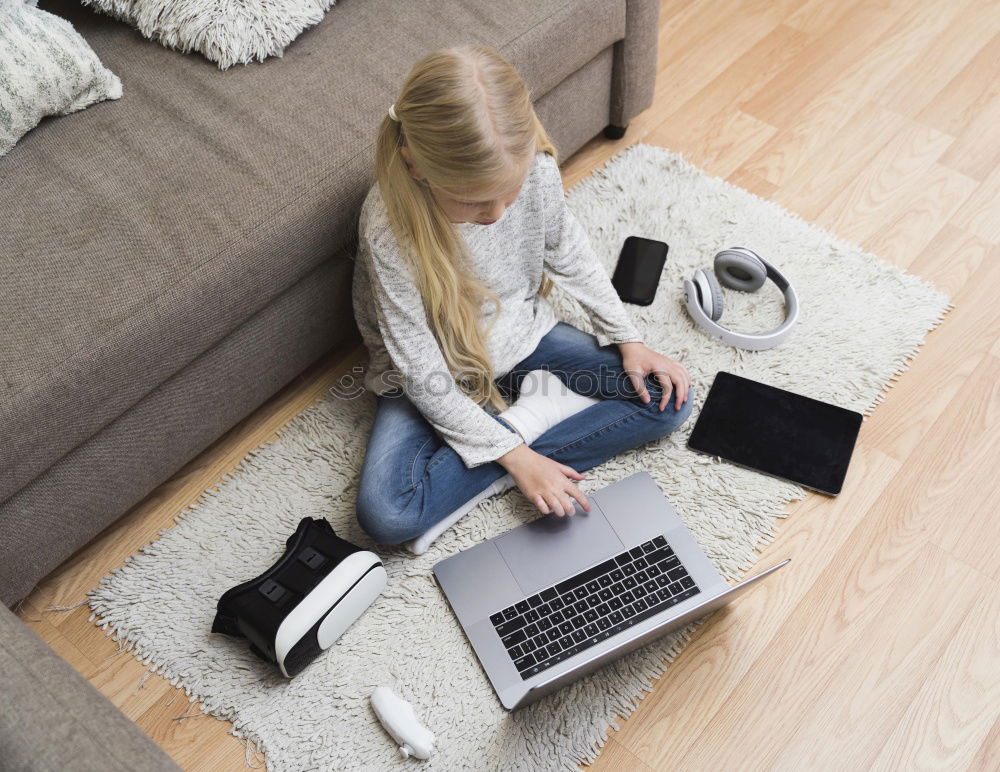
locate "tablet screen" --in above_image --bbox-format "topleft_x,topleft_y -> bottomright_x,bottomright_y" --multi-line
687,372 -> 862,495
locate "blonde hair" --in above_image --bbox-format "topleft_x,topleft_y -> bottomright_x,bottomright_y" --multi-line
374,44 -> 558,412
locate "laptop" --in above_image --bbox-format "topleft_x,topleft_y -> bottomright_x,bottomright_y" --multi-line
434,470 -> 789,710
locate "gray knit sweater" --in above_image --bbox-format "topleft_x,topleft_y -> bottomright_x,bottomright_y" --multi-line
351,150 -> 643,468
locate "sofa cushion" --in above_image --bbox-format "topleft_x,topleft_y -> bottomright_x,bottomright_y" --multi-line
0,602 -> 181,770
0,0 -> 625,504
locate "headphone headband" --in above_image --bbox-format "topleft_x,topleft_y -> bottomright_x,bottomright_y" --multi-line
682,249 -> 799,351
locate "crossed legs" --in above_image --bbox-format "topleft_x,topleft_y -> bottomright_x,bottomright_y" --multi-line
355,322 -> 693,545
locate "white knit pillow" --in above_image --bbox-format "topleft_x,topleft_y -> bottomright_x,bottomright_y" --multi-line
0,1 -> 122,159
80,0 -> 339,70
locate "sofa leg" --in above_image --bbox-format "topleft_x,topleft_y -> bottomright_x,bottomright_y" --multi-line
603,123 -> 628,140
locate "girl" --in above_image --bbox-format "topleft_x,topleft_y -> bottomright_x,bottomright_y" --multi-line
352,45 -> 692,554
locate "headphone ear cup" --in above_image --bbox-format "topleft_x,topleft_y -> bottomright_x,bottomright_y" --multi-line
715,247 -> 767,292
698,269 -> 725,322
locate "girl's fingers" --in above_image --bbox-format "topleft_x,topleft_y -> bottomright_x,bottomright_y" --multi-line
557,493 -> 571,517
559,463 -> 584,479
561,494 -> 575,515
655,370 -> 671,411
534,493 -> 549,514
672,373 -> 685,409
567,484 -> 591,513
629,369 -> 650,403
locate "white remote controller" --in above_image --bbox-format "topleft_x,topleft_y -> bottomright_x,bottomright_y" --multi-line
370,686 -> 435,760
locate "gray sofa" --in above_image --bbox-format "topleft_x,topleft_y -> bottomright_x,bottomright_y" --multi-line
0,0 -> 658,766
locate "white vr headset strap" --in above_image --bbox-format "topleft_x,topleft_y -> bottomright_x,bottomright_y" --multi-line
684,258 -> 799,351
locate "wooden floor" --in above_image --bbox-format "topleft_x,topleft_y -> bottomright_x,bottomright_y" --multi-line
16,0 -> 1000,768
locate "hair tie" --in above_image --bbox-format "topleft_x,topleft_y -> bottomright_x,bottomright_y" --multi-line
388,103 -> 399,122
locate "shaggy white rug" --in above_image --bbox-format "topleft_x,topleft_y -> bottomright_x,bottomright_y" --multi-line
78,144 -> 950,770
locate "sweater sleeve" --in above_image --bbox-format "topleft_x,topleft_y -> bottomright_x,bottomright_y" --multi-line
361,231 -> 524,468
540,155 -> 645,348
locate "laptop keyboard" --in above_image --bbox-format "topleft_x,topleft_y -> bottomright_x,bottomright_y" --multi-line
489,535 -> 700,680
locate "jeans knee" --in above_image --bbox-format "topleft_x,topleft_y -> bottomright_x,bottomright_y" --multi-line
645,385 -> 694,435
356,503 -> 411,545
356,481 -> 414,545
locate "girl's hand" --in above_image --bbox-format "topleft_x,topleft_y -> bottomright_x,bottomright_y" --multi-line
618,341 -> 691,411
497,445 -> 592,517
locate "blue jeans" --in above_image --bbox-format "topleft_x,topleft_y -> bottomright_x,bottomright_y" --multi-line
355,321 -> 694,543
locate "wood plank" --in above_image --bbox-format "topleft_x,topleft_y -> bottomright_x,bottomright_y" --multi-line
136,691 -> 245,771
863,352 -> 1000,580
751,0 -> 966,127
657,0 -> 708,62
783,0 -> 865,36
969,714 -> 1000,771
663,24 -> 813,125
647,107 -> 777,179
743,0 -> 965,186
903,224 -> 994,298
15,598 -> 99,680
614,445 -> 903,764
768,545 -> 983,769
671,541 -> 981,769
950,162 -> 1000,243
915,31 -> 1000,137
647,24 -> 811,176
813,119 -> 952,246
939,90 -> 1000,181
766,100 -> 909,222
923,353 -> 1000,579
53,604 -> 133,666
861,162 -> 979,266
86,645 -> 172,720
725,167 -> 778,200
659,0 -> 696,29
877,15 -> 1000,121
872,587 -> 1000,769
652,0 -> 803,115
863,235 -> 997,463
587,736 -> 654,772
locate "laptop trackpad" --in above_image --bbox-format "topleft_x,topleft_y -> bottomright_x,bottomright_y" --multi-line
494,505 -> 624,595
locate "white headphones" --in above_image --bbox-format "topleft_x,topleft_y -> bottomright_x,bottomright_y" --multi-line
683,247 -> 799,351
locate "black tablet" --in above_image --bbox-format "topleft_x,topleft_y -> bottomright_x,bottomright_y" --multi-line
687,372 -> 863,496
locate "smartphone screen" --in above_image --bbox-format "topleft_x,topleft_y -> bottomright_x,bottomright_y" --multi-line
611,236 -> 668,305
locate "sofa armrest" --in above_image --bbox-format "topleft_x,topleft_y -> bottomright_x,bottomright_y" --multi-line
0,603 -> 181,772
610,0 -> 660,127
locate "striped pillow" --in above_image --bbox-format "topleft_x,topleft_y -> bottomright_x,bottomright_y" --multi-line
0,1 -> 122,159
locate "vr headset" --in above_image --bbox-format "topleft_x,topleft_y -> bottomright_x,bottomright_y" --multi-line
212,517 -> 386,678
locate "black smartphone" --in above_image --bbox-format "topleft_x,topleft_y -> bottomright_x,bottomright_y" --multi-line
610,236 -> 668,305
